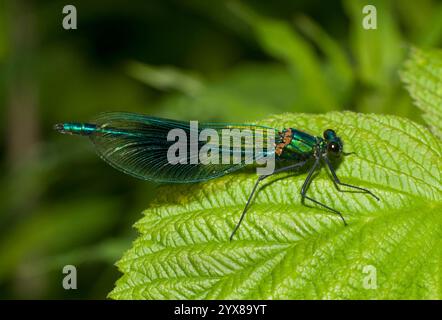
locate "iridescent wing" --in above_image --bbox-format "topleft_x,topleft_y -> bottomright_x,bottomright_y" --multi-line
88,112 -> 277,183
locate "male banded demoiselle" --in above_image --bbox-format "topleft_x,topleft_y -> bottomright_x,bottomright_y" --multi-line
55,112 -> 379,240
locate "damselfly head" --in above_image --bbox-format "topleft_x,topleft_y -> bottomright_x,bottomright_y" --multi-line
323,129 -> 343,157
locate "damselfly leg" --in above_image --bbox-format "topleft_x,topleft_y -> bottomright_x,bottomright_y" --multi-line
300,158 -> 348,226
230,161 -> 307,241
323,156 -> 380,201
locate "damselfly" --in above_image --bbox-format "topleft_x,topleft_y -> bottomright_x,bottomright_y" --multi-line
55,112 -> 379,240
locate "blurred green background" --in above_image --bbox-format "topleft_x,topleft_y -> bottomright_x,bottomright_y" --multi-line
1,0 -> 441,299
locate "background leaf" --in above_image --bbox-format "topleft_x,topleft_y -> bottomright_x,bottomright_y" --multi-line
125,61 -> 204,95
401,47 -> 442,138
228,1 -> 339,112
155,63 -> 307,121
344,0 -> 403,87
294,14 -> 354,105
110,111 -> 442,300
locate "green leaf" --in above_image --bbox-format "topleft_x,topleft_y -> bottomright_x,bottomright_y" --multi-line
343,0 -> 414,118
344,0 -> 403,87
401,47 -> 442,138
155,63 -> 309,122
294,14 -> 354,105
125,61 -> 204,95
228,1 -> 338,112
396,1 -> 442,47
0,199 -> 119,281
110,111 -> 442,299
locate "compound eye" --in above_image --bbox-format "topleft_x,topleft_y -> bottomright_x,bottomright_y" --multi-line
327,142 -> 341,154
323,129 -> 336,139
